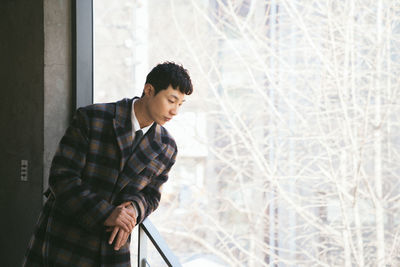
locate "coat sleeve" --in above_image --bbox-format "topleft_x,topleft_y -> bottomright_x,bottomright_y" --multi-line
48,108 -> 115,232
118,147 -> 177,224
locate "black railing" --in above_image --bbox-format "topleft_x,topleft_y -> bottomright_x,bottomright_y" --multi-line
138,219 -> 182,267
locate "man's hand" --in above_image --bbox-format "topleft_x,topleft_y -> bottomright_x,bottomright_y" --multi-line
106,202 -> 137,250
104,202 -> 136,233
107,227 -> 130,250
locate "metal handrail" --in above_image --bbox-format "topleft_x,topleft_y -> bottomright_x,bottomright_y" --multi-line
138,218 -> 182,267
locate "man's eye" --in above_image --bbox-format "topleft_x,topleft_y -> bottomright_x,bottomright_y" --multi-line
168,100 -> 174,103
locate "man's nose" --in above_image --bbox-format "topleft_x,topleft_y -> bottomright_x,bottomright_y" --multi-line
170,106 -> 178,116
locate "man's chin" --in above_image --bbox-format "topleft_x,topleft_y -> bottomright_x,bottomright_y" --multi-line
156,120 -> 166,126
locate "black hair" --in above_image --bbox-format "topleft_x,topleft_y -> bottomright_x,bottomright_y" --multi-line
143,62 -> 193,97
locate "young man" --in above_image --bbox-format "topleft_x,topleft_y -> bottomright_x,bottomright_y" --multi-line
23,62 -> 193,267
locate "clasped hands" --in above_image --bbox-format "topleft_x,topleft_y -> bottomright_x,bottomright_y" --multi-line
104,201 -> 136,251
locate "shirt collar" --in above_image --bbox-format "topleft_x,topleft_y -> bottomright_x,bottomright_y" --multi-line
131,98 -> 153,135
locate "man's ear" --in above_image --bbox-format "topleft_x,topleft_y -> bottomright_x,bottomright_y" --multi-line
143,84 -> 154,97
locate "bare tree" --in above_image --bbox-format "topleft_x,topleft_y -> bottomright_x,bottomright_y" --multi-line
95,0 -> 400,266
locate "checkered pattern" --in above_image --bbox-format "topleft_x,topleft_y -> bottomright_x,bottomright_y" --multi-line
23,98 -> 177,267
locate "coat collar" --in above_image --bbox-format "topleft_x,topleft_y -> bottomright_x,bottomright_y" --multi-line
113,97 -> 164,172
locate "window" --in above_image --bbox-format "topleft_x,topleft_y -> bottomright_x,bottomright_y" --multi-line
93,1 -> 400,266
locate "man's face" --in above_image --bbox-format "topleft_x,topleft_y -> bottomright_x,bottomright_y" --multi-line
145,85 -> 185,125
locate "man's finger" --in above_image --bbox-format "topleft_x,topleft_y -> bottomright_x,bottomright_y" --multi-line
125,207 -> 136,218
119,231 -> 129,249
123,210 -> 136,229
108,227 -> 119,245
116,218 -> 131,232
114,230 -> 125,250
119,210 -> 135,227
123,217 -> 134,232
125,215 -> 135,231
124,215 -> 135,231
124,231 -> 129,245
116,230 -> 129,250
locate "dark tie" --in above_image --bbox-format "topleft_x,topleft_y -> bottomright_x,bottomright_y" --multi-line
132,130 -> 143,152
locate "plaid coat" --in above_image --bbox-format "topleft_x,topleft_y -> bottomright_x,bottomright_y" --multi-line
23,98 -> 177,267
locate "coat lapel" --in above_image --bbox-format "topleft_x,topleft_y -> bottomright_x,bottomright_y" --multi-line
113,98 -> 134,172
111,123 -> 166,201
126,122 -> 164,176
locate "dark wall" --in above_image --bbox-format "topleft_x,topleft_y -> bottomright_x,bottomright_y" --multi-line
0,1 -> 44,265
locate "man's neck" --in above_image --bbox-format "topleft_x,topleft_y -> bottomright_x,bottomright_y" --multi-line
134,98 -> 153,128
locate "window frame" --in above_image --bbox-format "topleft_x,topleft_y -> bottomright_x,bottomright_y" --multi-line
72,0 -> 94,108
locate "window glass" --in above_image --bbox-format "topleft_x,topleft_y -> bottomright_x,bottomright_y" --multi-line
94,1 -> 400,266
